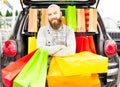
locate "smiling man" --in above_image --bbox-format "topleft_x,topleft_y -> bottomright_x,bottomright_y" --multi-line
37,4 -> 76,57
47,4 -> 62,29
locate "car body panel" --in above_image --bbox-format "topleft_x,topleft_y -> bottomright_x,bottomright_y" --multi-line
103,17 -> 120,55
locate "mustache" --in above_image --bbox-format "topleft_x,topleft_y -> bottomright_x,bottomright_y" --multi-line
49,19 -> 62,29
51,18 -> 58,21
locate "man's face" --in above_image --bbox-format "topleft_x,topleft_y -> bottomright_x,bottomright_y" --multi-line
48,6 -> 62,29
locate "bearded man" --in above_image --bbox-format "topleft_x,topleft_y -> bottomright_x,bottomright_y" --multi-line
37,4 -> 76,57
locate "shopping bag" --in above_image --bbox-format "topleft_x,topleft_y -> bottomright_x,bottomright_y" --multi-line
28,8 -> 38,32
75,35 -> 96,53
47,72 -> 101,87
47,51 -> 107,87
66,5 -> 77,32
85,8 -> 98,33
13,49 -> 41,87
88,36 -> 96,53
40,9 -> 49,26
28,37 -> 36,53
29,49 -> 48,87
52,51 -> 108,75
76,9 -> 86,32
61,16 -> 66,25
13,49 -> 48,87
2,49 -> 37,87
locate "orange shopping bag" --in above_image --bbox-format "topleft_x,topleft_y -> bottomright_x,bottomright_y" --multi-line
47,51 -> 108,87
61,16 -> 66,25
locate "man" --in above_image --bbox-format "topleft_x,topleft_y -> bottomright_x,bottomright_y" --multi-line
37,4 -> 76,57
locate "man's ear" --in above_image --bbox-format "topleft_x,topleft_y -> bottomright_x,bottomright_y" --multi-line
60,11 -> 62,16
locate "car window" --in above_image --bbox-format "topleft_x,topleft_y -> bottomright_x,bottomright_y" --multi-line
103,17 -> 119,30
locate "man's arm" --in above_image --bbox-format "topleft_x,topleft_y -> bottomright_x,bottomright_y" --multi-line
37,27 -> 65,56
53,28 -> 76,56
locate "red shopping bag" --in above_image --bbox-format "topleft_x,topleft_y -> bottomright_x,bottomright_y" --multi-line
76,36 -> 88,52
1,49 -> 37,87
76,35 -> 96,53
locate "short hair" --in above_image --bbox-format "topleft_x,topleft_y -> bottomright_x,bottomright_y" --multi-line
48,4 -> 61,11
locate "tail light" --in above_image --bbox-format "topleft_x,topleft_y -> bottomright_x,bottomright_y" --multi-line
3,40 -> 17,57
104,40 -> 118,56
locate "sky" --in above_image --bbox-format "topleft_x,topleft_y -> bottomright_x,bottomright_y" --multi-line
0,0 -> 120,22
97,0 -> 120,23
0,0 -> 22,15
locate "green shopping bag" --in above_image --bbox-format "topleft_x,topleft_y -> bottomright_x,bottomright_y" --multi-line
13,49 -> 41,87
66,5 -> 77,32
29,49 -> 48,87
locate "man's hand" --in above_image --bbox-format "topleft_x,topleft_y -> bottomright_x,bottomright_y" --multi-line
60,45 -> 67,50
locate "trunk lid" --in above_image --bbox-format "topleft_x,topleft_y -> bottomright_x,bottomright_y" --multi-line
22,0 -> 99,8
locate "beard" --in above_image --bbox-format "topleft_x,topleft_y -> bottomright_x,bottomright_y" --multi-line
49,17 -> 62,30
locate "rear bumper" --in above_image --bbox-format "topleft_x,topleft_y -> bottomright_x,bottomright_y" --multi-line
106,57 -> 120,87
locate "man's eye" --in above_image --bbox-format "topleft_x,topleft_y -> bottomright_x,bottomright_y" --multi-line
54,12 -> 57,15
48,14 -> 51,16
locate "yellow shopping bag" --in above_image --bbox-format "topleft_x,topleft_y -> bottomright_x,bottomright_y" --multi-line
28,37 -> 36,53
47,51 -> 108,87
55,51 -> 108,75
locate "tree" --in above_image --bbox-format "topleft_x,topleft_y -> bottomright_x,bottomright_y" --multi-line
15,10 -> 18,16
6,10 -> 11,17
0,11 -> 2,16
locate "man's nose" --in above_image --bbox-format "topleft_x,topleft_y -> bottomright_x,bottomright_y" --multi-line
51,14 -> 55,19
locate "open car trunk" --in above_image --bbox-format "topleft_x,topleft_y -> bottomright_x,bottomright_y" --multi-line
23,0 -> 96,8
1,0 -> 119,87
20,0 -> 108,86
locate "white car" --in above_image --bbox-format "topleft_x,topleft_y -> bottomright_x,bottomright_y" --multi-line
103,17 -> 120,55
